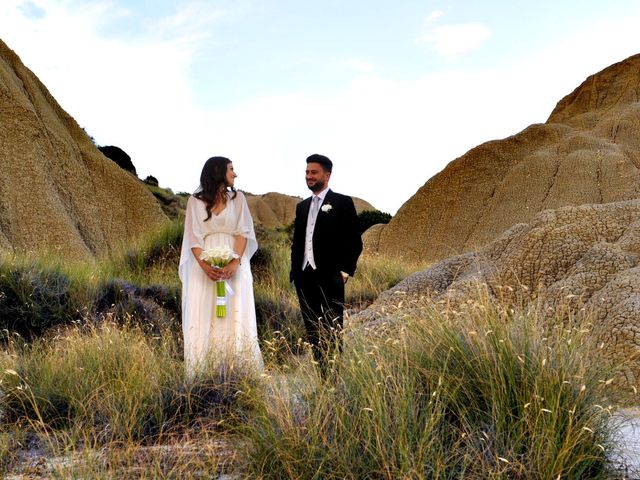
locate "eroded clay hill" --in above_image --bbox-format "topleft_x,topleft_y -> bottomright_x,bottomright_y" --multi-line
356,200 -> 640,388
374,54 -> 640,263
0,39 -> 166,259
246,192 -> 376,228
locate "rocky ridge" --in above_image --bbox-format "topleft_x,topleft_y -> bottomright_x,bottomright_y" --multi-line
355,199 -> 640,389
373,54 -> 640,264
0,39 -> 167,260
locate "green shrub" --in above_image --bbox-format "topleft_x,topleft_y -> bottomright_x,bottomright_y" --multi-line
0,259 -> 85,338
93,279 -> 180,332
358,209 -> 392,234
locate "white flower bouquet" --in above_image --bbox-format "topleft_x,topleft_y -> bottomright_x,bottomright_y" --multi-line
200,245 -> 239,318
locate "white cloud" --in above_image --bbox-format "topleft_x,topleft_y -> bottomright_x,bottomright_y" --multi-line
2,2 -> 640,215
425,10 -> 444,23
417,23 -> 491,57
345,57 -> 374,74
151,2 -> 224,44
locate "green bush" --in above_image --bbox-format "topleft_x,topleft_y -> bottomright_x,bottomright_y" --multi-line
358,209 -> 392,234
0,259 -> 85,338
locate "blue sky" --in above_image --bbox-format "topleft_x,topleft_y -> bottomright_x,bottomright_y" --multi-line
2,1 -> 640,214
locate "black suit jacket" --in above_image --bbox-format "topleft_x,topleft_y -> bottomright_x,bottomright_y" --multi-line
290,189 -> 363,282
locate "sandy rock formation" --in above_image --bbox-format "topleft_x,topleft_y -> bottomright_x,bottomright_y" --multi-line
246,192 -> 376,229
356,199 -> 640,387
245,192 -> 301,229
362,223 -> 387,255
352,197 -> 377,214
0,39 -> 166,260
375,54 -> 640,263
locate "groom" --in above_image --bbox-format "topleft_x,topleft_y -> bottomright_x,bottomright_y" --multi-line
290,154 -> 363,375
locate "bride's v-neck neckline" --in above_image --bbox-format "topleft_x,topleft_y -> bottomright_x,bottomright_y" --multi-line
205,192 -> 230,217
211,205 -> 226,217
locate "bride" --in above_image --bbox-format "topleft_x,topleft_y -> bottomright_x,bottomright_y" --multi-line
179,156 -> 263,376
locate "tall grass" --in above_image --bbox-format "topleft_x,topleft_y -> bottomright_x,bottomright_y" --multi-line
0,322 -> 255,477
241,290 -> 617,479
346,252 -> 423,310
1,221 -> 626,477
101,219 -> 183,286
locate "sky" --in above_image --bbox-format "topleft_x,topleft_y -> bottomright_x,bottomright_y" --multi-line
2,1 -> 640,214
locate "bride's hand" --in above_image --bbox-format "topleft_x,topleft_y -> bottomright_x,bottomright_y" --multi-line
221,258 -> 240,280
199,259 -> 223,281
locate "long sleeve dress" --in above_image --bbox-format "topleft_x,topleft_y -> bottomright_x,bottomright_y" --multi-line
179,191 -> 263,376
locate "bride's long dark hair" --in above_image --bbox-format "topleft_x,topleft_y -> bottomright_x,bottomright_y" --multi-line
194,156 -> 236,221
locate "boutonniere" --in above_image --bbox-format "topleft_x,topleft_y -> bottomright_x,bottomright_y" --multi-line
321,203 -> 333,213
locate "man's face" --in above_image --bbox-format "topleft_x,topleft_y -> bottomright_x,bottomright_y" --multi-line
305,162 -> 331,193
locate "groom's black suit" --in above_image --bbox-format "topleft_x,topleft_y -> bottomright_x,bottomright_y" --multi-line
290,189 -> 363,370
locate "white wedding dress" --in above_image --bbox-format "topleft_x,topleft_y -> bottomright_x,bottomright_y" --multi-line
179,191 -> 263,376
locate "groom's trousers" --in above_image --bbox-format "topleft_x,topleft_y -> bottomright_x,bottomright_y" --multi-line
294,265 -> 345,373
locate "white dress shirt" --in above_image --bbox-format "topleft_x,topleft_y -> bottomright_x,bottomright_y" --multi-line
302,187 -> 329,270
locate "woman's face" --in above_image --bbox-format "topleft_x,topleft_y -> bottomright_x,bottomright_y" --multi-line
225,162 -> 237,187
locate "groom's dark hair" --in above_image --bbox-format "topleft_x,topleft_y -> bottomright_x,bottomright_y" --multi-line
306,154 -> 332,173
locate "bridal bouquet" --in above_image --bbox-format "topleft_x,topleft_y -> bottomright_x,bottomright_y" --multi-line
200,246 -> 239,318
